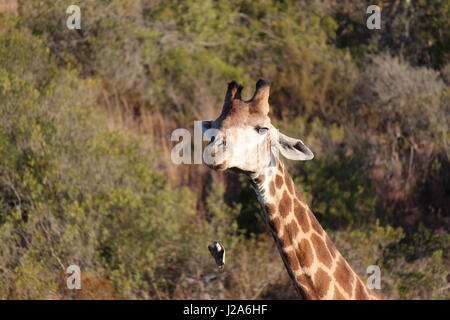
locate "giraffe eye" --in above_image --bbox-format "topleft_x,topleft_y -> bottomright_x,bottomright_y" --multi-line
256,127 -> 269,135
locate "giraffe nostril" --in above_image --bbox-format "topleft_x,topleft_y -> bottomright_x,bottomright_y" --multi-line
210,136 -> 215,143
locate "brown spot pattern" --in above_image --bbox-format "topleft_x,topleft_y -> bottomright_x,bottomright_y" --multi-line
285,171 -> 294,194
264,203 -> 276,216
278,191 -> 292,218
284,220 -> 299,245
333,287 -> 346,300
275,174 -> 284,189
334,258 -> 354,294
297,239 -> 314,268
314,268 -> 331,297
285,250 -> 300,271
279,229 -> 292,248
294,201 -> 310,233
325,236 -> 337,258
309,212 -> 323,235
268,216 -> 281,233
354,279 -> 368,300
311,233 -> 333,268
295,189 -> 305,202
277,161 -> 284,174
296,274 -> 319,300
260,160 -> 369,300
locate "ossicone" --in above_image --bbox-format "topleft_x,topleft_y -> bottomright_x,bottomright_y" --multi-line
249,79 -> 270,114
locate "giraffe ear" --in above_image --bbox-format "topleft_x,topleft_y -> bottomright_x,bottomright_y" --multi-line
276,132 -> 314,161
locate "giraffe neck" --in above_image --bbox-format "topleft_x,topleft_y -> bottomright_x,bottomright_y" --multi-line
249,158 -> 381,300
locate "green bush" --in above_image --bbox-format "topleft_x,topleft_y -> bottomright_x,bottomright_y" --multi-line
0,30 -> 200,298
333,222 -> 449,300
0,66 -> 197,298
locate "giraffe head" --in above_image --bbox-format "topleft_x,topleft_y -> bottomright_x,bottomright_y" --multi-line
201,80 -> 313,174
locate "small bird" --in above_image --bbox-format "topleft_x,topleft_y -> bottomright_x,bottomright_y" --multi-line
208,241 -> 226,271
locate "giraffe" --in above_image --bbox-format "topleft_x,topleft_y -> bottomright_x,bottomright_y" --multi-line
200,80 -> 382,300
